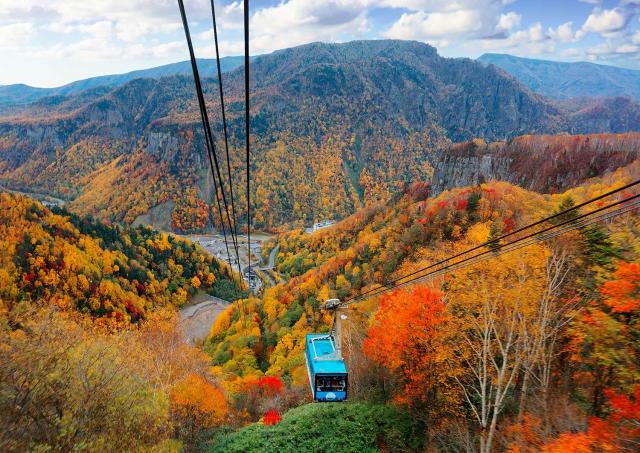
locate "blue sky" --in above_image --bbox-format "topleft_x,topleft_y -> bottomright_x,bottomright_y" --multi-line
2,0 -> 640,87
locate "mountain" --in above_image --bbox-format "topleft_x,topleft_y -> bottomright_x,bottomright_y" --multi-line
559,96 -> 640,134
478,53 -> 640,100
0,40 -> 638,231
0,56 -> 245,108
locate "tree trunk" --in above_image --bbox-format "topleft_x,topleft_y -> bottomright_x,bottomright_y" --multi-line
518,369 -> 529,422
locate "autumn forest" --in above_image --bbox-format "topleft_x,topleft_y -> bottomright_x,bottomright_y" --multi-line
2,37 -> 640,453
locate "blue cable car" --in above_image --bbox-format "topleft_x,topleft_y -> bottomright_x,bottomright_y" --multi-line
305,333 -> 348,402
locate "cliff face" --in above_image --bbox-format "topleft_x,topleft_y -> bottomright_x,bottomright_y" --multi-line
432,133 -> 640,195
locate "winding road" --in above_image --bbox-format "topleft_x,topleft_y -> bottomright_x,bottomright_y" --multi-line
264,244 -> 280,270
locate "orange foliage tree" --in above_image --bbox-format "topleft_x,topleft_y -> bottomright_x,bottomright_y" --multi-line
542,386 -> 640,452
170,374 -> 228,441
569,260 -> 640,415
364,286 -> 459,417
230,375 -> 286,423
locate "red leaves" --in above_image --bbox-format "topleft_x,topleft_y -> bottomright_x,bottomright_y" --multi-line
601,262 -> 640,313
605,385 -> 640,437
454,198 -> 468,211
125,300 -> 139,321
263,409 -> 282,426
543,386 -> 640,451
503,217 -> 516,234
364,285 -> 449,404
258,376 -> 284,396
135,282 -> 146,295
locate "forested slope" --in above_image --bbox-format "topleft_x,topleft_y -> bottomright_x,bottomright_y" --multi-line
2,40 -> 639,231
0,192 -> 249,451
0,193 -> 244,321
207,162 -> 640,451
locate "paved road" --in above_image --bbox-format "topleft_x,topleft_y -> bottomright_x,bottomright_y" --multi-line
179,294 -> 229,344
265,244 -> 279,270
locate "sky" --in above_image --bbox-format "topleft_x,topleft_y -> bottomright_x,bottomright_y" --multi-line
2,0 -> 640,87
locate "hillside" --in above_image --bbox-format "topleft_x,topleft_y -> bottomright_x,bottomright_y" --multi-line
0,192 -> 244,321
0,56 -> 245,109
559,96 -> 640,134
207,161 -> 640,450
479,53 -> 640,100
2,40 -> 640,231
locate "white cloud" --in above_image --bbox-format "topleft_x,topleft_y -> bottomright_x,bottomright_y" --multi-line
218,1 -> 243,30
383,0 -> 509,42
0,0 -> 209,41
582,7 -> 631,34
48,20 -> 114,40
385,10 -> 483,39
497,12 -> 521,31
547,22 -> 585,43
463,21 -> 566,59
0,22 -> 35,48
249,0 -> 370,54
3,0 -> 640,86
616,43 -> 640,53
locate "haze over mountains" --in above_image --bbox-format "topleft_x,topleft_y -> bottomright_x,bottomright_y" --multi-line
1,39 -> 639,231
479,53 -> 640,100
0,56 -> 245,108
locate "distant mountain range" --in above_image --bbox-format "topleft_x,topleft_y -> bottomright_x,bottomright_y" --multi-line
478,53 -> 640,100
0,56 -> 245,107
1,40 -> 639,230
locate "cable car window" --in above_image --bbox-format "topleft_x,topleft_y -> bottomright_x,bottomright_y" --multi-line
316,375 -> 346,392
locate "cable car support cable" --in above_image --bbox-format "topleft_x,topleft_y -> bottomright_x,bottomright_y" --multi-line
210,0 -> 241,267
178,0 -> 242,278
344,190 -> 640,305
344,178 -> 640,304
244,0 -> 252,291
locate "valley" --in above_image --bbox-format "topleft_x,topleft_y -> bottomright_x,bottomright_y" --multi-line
186,231 -> 273,291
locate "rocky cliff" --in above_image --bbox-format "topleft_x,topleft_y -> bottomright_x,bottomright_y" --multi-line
432,133 -> 640,195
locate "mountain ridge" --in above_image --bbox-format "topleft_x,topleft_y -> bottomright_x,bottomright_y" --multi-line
1,39 -> 639,230
478,52 -> 640,100
0,56 -> 246,108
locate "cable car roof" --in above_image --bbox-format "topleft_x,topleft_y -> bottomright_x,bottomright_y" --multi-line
306,334 -> 347,375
